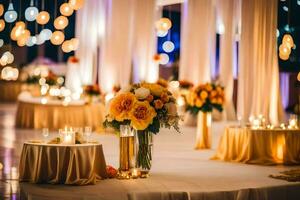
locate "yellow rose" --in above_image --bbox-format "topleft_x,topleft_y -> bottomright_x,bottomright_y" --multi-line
205,84 -> 213,92
200,91 -> 208,100
211,98 -> 217,104
196,99 -> 203,107
141,83 -> 166,97
129,101 -> 157,130
210,90 -> 217,98
217,97 -> 223,104
216,86 -> 223,93
109,92 -> 137,121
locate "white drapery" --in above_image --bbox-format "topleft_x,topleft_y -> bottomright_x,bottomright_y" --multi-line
132,0 -> 159,83
237,0 -> 284,124
99,0 -> 135,92
179,0 -> 216,84
218,0 -> 240,120
75,0 -> 105,86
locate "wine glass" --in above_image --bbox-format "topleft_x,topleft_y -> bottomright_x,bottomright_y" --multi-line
84,126 -> 92,143
42,128 -> 49,142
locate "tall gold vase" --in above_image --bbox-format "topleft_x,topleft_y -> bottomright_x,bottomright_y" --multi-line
119,136 -> 135,171
195,112 -> 212,149
118,125 -> 135,178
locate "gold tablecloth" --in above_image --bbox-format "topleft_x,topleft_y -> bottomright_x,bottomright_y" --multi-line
16,100 -> 106,131
19,142 -> 108,185
213,127 -> 300,165
0,81 -> 23,102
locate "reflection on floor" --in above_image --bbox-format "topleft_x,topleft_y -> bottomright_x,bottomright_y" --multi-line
0,103 -> 299,200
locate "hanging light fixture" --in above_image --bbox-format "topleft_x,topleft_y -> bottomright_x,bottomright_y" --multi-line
279,43 -> 291,56
40,29 -> 52,41
4,3 -> 18,23
25,0 -> 39,21
62,40 -> 72,53
70,38 -> 79,50
50,31 -> 65,45
155,18 -> 172,32
162,41 -> 175,53
69,0 -> 85,10
282,34 -> 294,48
60,3 -> 74,16
54,16 -> 69,30
36,11 -> 50,25
0,4 -> 4,16
0,19 -> 5,32
26,36 -> 36,47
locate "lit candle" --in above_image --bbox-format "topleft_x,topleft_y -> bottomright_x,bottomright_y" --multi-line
252,119 -> 260,129
131,168 -> 139,179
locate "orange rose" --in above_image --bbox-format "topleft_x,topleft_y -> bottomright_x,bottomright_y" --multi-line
146,95 -> 154,102
154,99 -> 164,109
160,92 -> 170,103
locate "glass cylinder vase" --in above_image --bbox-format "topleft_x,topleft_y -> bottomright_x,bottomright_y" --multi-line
136,130 -> 153,178
118,125 -> 135,179
195,111 -> 212,149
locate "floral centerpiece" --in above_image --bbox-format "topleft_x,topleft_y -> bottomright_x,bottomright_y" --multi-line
186,83 -> 225,149
187,83 -> 224,115
104,83 -> 180,173
84,84 -> 101,96
83,84 -> 102,103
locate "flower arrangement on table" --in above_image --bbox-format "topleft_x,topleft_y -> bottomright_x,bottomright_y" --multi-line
103,82 -> 180,172
25,70 -> 61,86
83,84 -> 103,103
187,83 -> 225,149
187,83 -> 225,115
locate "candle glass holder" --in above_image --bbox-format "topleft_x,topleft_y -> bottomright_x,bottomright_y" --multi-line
42,128 -> 49,143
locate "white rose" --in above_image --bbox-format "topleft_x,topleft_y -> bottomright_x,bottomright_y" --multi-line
134,87 -> 150,100
118,85 -> 132,94
165,102 -> 177,116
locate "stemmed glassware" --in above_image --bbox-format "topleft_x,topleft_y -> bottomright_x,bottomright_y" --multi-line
84,126 -> 92,143
42,128 -> 49,143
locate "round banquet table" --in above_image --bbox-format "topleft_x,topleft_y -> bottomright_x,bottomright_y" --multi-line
15,95 -> 106,131
0,80 -> 23,102
19,142 -> 108,185
213,127 -> 300,165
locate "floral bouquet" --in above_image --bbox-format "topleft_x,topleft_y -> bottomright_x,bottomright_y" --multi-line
104,83 -> 180,171
83,84 -> 102,104
187,83 -> 225,115
84,84 -> 101,96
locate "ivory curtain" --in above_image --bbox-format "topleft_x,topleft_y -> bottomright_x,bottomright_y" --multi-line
132,0 -> 159,83
179,0 -> 216,84
99,0 -> 135,92
75,0 -> 105,86
237,0 -> 284,124
218,0 -> 239,120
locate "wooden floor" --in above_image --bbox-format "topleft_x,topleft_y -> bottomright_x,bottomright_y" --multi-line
0,103 -> 299,200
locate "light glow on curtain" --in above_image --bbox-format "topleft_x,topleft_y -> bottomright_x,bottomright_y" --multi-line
132,0 -> 158,83
99,0 -> 135,92
237,0 -> 284,124
179,0 -> 216,84
75,0 -> 105,86
218,0 -> 239,120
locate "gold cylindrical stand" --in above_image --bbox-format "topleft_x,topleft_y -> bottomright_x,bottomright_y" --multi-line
195,112 -> 212,149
